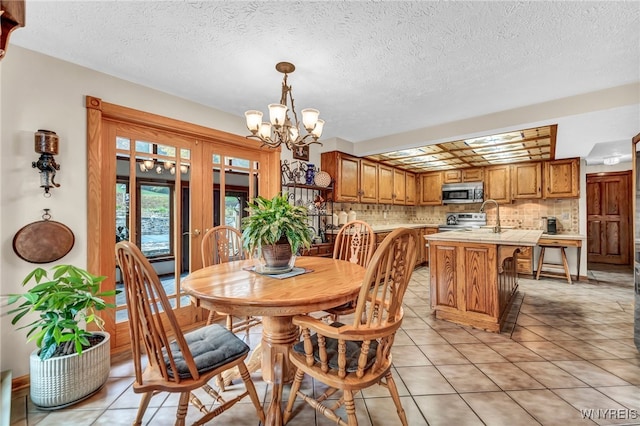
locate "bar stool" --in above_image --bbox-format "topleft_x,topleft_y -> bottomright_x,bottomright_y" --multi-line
536,245 -> 572,284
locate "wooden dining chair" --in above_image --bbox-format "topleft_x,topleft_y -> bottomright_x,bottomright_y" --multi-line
283,227 -> 418,426
115,241 -> 265,426
200,225 -> 261,333
323,220 -> 376,321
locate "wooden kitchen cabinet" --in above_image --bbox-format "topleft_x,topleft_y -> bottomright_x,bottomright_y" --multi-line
485,165 -> 512,204
321,151 -> 378,203
442,167 -> 484,184
442,170 -> 462,184
378,165 -> 394,204
393,169 -> 406,205
544,158 -> 580,198
512,162 -> 542,199
418,171 -> 442,205
422,227 -> 438,265
405,172 -> 416,205
516,246 -> 533,275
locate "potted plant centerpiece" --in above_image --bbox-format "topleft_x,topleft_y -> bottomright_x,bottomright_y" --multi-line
8,264 -> 117,409
242,193 -> 312,273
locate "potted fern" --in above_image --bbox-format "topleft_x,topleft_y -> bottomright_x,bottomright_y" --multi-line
242,193 -> 312,273
8,264 -> 117,409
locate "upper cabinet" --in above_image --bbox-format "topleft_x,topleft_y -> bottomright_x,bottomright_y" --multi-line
544,158 -> 580,198
321,151 -> 416,205
485,165 -> 511,204
418,171 -> 442,205
377,165 -> 395,204
443,168 -> 484,184
321,151 -> 377,203
512,162 -> 542,199
405,172 -> 416,205
393,169 -> 406,205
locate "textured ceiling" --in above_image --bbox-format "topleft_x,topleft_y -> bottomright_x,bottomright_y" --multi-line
9,1 -> 640,163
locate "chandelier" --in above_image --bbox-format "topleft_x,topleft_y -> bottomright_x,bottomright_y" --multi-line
245,62 -> 324,150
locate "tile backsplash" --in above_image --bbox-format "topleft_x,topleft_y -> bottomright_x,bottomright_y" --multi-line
335,199 -> 579,233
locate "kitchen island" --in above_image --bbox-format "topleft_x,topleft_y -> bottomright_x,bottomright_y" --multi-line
426,229 -> 542,332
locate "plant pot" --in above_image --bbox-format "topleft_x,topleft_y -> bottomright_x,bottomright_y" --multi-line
29,331 -> 110,409
262,242 -> 293,268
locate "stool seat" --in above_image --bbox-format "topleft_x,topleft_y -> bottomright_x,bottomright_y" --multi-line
536,245 -> 572,284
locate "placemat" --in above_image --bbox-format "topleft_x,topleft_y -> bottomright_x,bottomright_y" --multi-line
243,266 -> 314,279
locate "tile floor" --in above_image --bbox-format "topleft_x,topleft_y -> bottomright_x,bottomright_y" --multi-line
10,265 -> 640,425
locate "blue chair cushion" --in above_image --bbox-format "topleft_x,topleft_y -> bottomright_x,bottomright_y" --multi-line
165,324 -> 250,379
293,322 -> 378,373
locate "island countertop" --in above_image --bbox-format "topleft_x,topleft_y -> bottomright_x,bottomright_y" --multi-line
425,229 -> 543,246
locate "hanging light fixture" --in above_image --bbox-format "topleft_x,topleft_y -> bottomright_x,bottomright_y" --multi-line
245,62 -> 325,151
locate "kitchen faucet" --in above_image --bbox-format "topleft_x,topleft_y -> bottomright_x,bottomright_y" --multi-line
479,199 -> 501,233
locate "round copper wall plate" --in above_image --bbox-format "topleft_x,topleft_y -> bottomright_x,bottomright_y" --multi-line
13,220 -> 75,264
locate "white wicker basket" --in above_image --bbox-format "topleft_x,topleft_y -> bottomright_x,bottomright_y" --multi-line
30,331 -> 110,409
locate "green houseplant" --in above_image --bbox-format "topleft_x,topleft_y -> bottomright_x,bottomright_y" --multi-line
8,264 -> 117,408
242,193 -> 312,270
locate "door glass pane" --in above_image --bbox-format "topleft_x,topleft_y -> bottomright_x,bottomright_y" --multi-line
139,184 -> 171,257
115,134 -> 193,323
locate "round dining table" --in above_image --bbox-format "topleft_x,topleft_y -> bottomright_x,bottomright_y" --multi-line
181,256 -> 366,426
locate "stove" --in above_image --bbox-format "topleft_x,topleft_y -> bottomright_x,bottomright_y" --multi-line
438,212 -> 487,231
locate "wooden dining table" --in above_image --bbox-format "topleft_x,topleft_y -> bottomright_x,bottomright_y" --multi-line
181,256 -> 366,426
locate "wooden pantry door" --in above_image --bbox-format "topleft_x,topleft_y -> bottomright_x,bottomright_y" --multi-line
586,171 -> 631,265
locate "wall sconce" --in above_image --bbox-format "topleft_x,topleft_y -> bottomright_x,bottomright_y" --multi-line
32,130 -> 60,197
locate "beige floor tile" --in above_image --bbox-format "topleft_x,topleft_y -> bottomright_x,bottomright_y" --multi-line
587,339 -> 640,358
487,341 -> 545,362
523,325 -> 580,341
108,384 -> 168,409
29,408 -> 103,425
594,385 -> 640,411
516,313 -> 547,326
365,396 -> 428,425
519,341 -> 584,361
403,327 -> 448,345
360,369 -> 410,398
436,364 -> 500,393
507,389 -> 597,425
392,329 -> 416,346
435,327 -> 482,344
475,362 -> 544,391
589,359 -> 640,385
453,343 -> 509,363
91,407 -> 157,425
461,391 -> 540,425
413,394 -> 484,426
511,325 -> 549,342
515,361 -> 589,389
553,340 -> 620,360
394,366 -> 456,395
391,344 -> 432,367
399,316 -> 430,329
552,361 -> 631,387
551,388 -> 633,426
418,343 -> 471,365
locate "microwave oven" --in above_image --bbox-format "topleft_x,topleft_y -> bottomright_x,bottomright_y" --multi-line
441,182 -> 484,204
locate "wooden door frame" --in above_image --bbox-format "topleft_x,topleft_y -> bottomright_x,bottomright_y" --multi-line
86,96 -> 281,353
586,170 -> 633,266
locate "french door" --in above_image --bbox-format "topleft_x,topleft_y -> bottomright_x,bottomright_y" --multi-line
86,96 -> 280,353
111,121 -> 204,348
